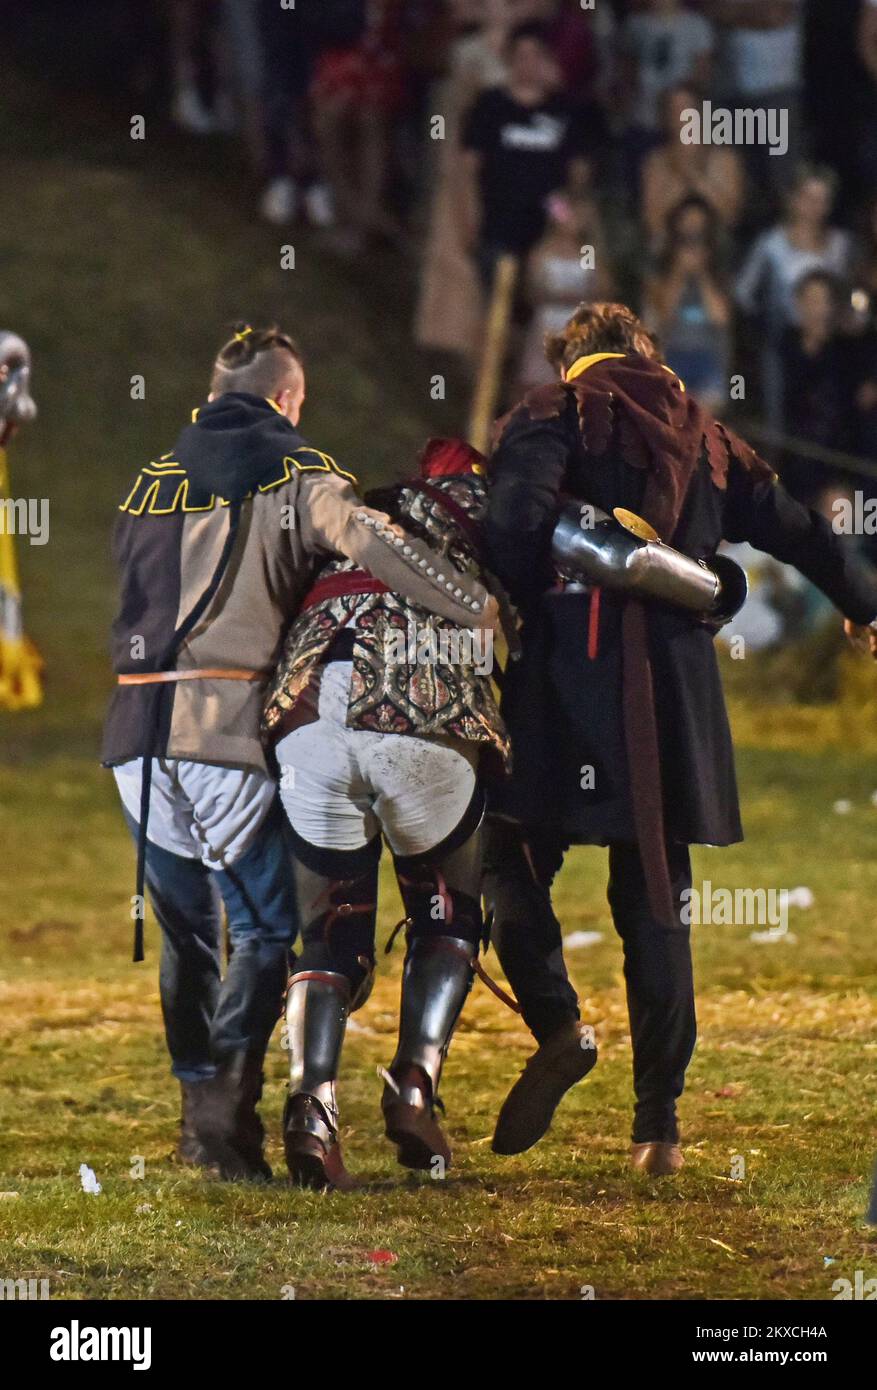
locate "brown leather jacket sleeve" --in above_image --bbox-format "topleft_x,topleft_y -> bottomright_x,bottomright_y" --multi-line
297,470 -> 489,625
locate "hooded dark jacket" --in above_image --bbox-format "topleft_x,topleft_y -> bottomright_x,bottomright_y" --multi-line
484,353 -> 877,846
102,394 -> 487,774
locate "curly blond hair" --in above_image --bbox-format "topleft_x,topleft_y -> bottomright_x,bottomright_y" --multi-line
545,302 -> 663,373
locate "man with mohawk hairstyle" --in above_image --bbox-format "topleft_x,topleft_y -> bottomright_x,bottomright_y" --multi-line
102,324 -> 495,1181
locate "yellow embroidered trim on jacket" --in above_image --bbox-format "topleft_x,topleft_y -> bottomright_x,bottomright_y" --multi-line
256,451 -> 357,492
118,450 -> 352,515
287,447 -> 357,484
119,466 -> 216,515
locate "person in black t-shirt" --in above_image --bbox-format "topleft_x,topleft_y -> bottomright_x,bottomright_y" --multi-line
460,21 -> 592,292
779,269 -> 856,509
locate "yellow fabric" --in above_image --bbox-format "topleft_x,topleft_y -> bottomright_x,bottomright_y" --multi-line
662,363 -> 686,393
0,445 -> 44,709
119,445 -> 357,517
565,353 -> 687,394
564,352 -> 625,382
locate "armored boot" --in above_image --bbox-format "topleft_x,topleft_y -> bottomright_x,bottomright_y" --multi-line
382,935 -> 475,1172
283,971 -> 355,1191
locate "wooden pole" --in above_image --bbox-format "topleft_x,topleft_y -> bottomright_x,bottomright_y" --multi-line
468,253 -> 518,455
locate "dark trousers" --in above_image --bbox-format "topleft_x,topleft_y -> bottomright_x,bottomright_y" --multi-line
124,807 -> 295,1081
482,821 -> 696,1144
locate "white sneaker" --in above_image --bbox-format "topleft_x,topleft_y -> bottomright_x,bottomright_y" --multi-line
171,86 -> 216,136
259,177 -> 299,225
304,182 -> 335,229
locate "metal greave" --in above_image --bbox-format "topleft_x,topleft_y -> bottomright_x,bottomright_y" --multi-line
286,970 -> 350,1130
389,936 -> 475,1103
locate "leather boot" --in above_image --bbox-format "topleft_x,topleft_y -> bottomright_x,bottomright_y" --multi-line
175,1080 -> 214,1167
381,935 -> 474,1172
189,1051 -> 273,1182
630,1141 -> 684,1176
283,971 -> 355,1191
492,1020 -> 598,1156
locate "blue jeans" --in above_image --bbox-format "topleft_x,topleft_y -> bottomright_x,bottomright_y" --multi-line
123,802 -> 297,1082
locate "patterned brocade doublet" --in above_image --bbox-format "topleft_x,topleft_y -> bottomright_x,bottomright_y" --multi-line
262,473 -> 510,770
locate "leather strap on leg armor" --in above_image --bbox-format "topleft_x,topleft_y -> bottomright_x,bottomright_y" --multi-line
393,821 -> 485,952
291,840 -> 380,1009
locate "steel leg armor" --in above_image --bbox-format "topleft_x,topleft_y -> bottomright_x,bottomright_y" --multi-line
382,933 -> 476,1170
283,970 -> 355,1190
381,818 -> 482,1170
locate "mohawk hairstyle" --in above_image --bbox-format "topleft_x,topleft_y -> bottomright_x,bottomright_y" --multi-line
210,322 -> 304,397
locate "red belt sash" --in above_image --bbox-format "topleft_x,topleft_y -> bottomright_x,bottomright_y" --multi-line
300,570 -> 390,612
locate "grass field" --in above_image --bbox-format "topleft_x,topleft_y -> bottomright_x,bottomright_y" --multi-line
1,67 -> 876,1302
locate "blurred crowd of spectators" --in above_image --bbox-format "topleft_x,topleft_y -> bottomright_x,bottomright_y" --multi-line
121,3 -> 877,514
